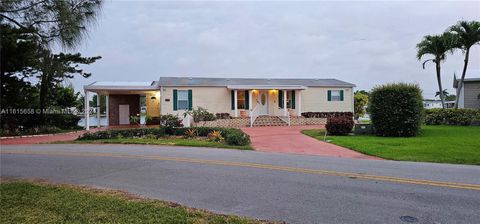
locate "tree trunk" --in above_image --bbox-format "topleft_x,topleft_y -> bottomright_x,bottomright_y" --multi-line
454,48 -> 470,109
435,61 -> 445,109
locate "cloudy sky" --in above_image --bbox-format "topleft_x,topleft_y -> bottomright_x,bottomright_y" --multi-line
73,0 -> 480,99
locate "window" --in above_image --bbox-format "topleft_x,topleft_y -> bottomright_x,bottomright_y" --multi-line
328,90 -> 344,101
177,90 -> 189,110
237,91 -> 246,109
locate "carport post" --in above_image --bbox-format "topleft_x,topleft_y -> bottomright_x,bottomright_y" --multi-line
234,89 -> 238,117
283,90 -> 287,116
105,95 -> 109,126
84,90 -> 90,130
97,93 -> 101,128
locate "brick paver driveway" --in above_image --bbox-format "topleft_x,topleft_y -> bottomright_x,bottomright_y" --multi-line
241,125 -> 380,159
0,129 -> 101,145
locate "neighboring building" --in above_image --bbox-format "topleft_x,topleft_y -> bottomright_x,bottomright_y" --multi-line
83,77 -> 355,128
453,77 -> 480,109
423,99 -> 455,109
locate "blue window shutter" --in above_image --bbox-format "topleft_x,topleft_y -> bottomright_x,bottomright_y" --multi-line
278,90 -> 283,108
231,90 -> 235,110
291,91 -> 295,109
188,89 -> 193,110
340,90 -> 344,101
173,89 -> 178,111
327,90 -> 332,101
245,90 -> 249,109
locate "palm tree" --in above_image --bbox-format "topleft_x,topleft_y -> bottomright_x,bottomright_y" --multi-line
417,32 -> 457,109
435,89 -> 449,99
449,21 -> 480,109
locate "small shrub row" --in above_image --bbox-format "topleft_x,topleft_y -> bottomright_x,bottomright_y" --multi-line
425,108 -> 480,126
326,116 -> 355,135
301,112 -> 353,118
78,127 -> 250,146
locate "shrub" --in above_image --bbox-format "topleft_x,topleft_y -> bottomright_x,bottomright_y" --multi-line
207,130 -> 224,142
78,128 -> 166,140
425,108 -> 480,125
185,107 -> 216,123
158,114 -> 183,133
78,127 -> 251,146
326,116 -> 354,135
215,113 -> 231,119
224,129 -> 250,146
184,129 -> 197,139
301,112 -> 353,118
369,83 -> 423,137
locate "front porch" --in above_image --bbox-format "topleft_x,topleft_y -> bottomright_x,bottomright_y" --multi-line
228,85 -> 307,127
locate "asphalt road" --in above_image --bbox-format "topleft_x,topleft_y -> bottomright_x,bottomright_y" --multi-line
1,144 -> 480,224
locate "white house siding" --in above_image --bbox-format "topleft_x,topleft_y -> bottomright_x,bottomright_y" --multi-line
301,87 -> 353,112
161,87 -> 232,117
160,86 -> 354,117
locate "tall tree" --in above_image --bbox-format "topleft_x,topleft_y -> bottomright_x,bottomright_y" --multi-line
354,91 -> 369,120
449,20 -> 480,108
435,89 -> 449,99
36,52 -> 101,110
1,0 -> 103,48
416,32 -> 457,108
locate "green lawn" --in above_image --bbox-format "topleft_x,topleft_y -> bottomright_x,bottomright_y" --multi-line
302,125 -> 480,165
0,181 -> 273,224
72,137 -> 253,150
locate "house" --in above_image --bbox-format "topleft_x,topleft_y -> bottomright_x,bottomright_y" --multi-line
423,99 -> 455,109
453,77 -> 480,109
83,77 -> 355,129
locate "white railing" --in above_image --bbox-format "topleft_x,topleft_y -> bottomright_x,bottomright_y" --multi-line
250,105 -> 259,127
278,108 -> 291,126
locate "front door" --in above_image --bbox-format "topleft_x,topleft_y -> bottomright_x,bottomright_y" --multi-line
119,104 -> 130,125
258,91 -> 269,115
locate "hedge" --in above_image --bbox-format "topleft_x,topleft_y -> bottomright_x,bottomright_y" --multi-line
325,116 -> 354,135
369,83 -> 424,137
425,108 -> 480,125
78,127 -> 251,146
301,112 -> 353,118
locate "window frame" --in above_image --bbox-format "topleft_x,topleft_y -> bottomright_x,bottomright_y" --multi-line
176,90 -> 189,110
330,90 -> 343,101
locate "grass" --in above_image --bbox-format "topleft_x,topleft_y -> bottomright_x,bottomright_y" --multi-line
302,125 -> 480,165
71,137 -> 253,150
0,180 -> 274,224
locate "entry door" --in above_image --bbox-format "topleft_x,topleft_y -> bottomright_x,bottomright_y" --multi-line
258,91 -> 269,115
119,104 -> 130,125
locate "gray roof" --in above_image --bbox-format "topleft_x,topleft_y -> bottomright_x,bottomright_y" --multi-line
157,77 -> 355,87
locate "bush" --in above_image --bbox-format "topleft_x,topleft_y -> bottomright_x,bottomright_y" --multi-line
301,112 -> 353,118
78,127 -> 251,146
185,107 -> 216,123
158,114 -> 183,133
369,83 -> 423,137
78,128 -> 166,140
207,130 -> 224,142
326,116 -> 354,135
425,108 -> 480,125
215,113 -> 231,119
224,129 -> 251,146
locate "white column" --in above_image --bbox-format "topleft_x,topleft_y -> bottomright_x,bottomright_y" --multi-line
234,89 -> 238,117
283,89 -> 287,116
84,90 -> 90,130
106,95 -> 109,126
97,93 -> 101,128
298,90 -> 302,116
248,90 -> 253,116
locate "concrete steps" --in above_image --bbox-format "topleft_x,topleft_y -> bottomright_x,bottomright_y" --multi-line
252,116 -> 288,127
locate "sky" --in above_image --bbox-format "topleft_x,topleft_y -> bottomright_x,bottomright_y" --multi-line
71,0 -> 480,99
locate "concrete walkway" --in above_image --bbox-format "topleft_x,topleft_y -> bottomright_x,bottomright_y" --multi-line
241,125 -> 380,159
